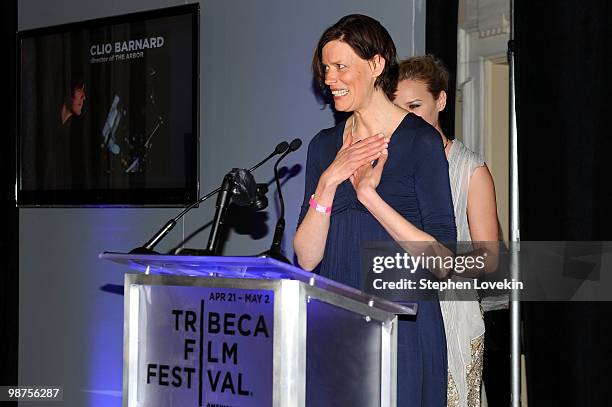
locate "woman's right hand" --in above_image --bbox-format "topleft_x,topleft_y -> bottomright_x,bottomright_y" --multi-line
321,132 -> 389,187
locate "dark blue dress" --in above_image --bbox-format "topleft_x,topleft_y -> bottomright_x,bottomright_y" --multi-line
298,113 -> 456,406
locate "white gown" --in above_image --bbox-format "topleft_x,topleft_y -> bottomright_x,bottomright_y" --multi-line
440,139 -> 486,407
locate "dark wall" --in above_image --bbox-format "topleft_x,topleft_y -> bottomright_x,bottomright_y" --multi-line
516,1 -> 612,405
1,0 -> 18,392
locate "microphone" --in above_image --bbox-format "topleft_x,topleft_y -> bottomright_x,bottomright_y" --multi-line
259,138 -> 302,263
129,141 -> 290,254
249,141 -> 289,172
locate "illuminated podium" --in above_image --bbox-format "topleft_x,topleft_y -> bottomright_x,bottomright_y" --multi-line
101,253 -> 416,407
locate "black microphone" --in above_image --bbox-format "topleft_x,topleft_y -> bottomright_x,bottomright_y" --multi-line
259,138 -> 302,263
129,141 -> 290,254
249,141 -> 289,172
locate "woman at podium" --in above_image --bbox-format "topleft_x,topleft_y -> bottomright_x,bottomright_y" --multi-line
294,14 -> 456,406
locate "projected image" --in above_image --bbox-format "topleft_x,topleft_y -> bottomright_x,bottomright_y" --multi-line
18,5 -> 198,205
100,68 -> 165,174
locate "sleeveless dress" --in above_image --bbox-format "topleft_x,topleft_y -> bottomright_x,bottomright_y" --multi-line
298,114 -> 456,406
440,139 -> 486,407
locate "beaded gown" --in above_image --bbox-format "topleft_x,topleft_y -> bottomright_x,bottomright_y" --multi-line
440,139 -> 486,407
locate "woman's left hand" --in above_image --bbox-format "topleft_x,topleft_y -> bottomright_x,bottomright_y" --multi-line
349,145 -> 388,197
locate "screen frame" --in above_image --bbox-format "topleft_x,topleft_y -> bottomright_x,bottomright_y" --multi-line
16,3 -> 199,207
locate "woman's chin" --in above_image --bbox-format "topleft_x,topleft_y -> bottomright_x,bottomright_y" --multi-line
332,100 -> 351,112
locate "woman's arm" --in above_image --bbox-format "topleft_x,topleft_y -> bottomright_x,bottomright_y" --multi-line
294,132 -> 388,270
354,131 -> 455,242
352,132 -> 456,277
466,165 -> 498,242
453,164 -> 499,277
356,179 -> 437,242
293,173 -> 336,271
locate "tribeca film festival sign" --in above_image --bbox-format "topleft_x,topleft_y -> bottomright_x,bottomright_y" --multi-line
134,285 -> 274,406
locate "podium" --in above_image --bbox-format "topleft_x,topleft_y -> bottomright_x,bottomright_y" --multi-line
101,253 -> 416,407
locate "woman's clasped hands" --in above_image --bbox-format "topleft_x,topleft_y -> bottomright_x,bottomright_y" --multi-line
349,133 -> 389,197
322,131 -> 390,199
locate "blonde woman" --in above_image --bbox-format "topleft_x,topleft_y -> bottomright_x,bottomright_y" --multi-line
395,55 -> 499,407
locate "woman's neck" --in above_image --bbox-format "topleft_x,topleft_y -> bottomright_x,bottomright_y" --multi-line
351,91 -> 404,140
435,125 -> 452,157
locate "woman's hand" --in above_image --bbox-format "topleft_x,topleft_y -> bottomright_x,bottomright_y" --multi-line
349,142 -> 388,197
321,132 -> 389,188
294,132 -> 387,271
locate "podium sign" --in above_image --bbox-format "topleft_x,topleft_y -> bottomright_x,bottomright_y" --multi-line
127,279 -> 274,406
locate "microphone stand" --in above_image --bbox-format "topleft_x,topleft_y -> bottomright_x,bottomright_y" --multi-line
205,173 -> 233,255
129,187 -> 220,254
129,141 -> 289,255
259,138 -> 302,263
259,160 -> 290,263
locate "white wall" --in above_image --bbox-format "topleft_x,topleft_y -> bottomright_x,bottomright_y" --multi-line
18,1 -> 424,405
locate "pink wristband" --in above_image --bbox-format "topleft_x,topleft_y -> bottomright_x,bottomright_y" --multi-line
309,194 -> 332,214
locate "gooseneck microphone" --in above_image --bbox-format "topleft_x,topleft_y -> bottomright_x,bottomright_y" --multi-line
249,141 -> 289,172
129,141 -> 290,254
130,188 -> 219,254
259,138 -> 302,263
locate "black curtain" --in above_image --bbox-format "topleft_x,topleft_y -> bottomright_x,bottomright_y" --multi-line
0,0 -> 18,393
426,0 -> 458,139
516,0 -> 612,405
